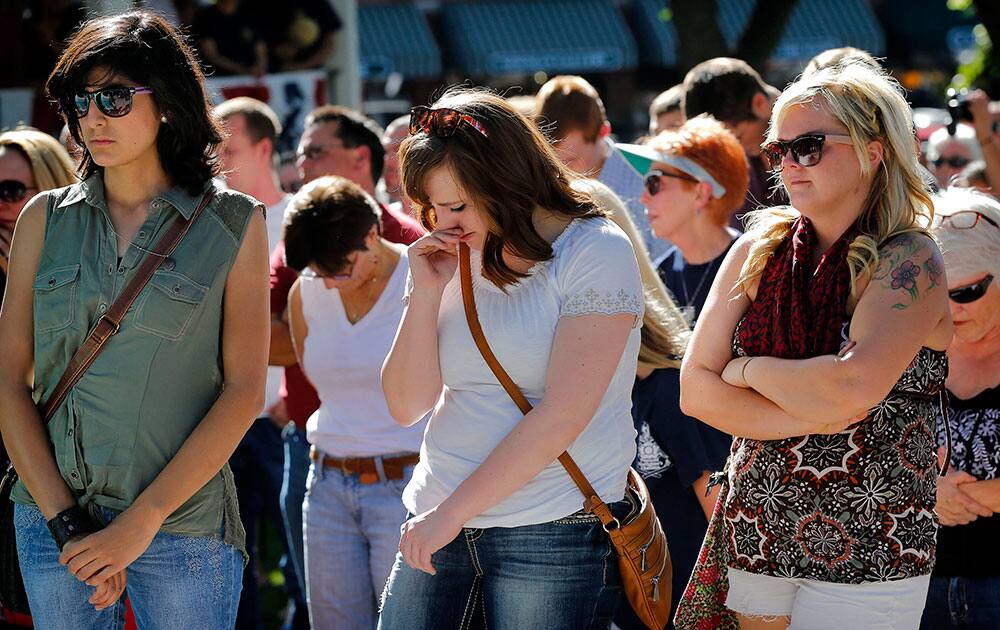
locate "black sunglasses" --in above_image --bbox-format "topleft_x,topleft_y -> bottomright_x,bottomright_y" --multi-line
949,274 -> 994,304
932,156 -> 971,170
70,85 -> 154,119
0,179 -> 37,203
644,169 -> 698,196
761,132 -> 853,171
409,106 -> 489,138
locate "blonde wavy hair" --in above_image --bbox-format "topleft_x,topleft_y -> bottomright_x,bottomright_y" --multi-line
0,128 -> 77,191
738,61 -> 934,295
574,179 -> 689,370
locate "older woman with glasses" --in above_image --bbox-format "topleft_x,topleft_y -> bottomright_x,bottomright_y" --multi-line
622,115 -> 749,327
921,187 -> 1000,630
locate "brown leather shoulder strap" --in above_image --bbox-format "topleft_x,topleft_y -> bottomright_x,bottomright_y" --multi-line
458,243 -> 615,522
40,189 -> 215,423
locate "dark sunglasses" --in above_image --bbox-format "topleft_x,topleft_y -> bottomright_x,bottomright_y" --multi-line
932,156 -> 971,170
69,85 -> 154,118
949,274 -> 994,304
761,132 -> 853,171
0,179 -> 37,203
409,106 -> 489,138
644,169 -> 698,196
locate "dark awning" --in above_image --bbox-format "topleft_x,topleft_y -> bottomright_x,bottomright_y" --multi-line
359,4 -> 442,80
632,0 -> 885,68
441,0 -> 638,76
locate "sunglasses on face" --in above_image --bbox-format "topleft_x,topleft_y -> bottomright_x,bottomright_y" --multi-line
0,179 -> 37,203
302,254 -> 359,282
409,106 -> 489,139
644,169 -> 699,196
69,85 -> 154,119
949,274 -> 994,304
936,210 -> 1000,231
761,132 -> 854,171
932,156 -> 971,170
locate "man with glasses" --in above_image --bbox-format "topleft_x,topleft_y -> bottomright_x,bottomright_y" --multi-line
926,123 -> 983,189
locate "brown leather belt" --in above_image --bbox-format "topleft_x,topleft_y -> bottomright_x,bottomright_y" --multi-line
309,446 -> 419,484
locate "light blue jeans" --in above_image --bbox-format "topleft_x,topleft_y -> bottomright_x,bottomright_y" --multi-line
303,457 -> 413,629
14,503 -> 243,630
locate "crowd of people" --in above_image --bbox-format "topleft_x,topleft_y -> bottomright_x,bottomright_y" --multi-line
0,8 -> 998,630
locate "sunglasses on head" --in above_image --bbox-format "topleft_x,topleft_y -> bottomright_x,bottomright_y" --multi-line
761,132 -> 854,171
936,210 -> 1000,231
932,156 -> 971,170
69,85 -> 154,119
0,179 -> 37,203
644,169 -> 699,196
949,274 -> 994,304
409,106 -> 489,139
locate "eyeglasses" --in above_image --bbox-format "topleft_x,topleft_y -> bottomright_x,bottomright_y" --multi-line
296,143 -> 347,162
409,106 -> 489,139
761,132 -> 854,171
70,85 -> 154,119
932,156 -> 971,170
936,210 -> 1000,230
0,180 -> 37,203
644,169 -> 699,196
948,274 -> 994,304
301,254 -> 359,282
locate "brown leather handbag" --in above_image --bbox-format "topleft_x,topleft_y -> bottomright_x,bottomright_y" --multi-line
457,243 -> 672,630
0,189 -> 214,616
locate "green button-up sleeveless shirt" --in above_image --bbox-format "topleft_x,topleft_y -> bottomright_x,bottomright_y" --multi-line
12,174 -> 262,556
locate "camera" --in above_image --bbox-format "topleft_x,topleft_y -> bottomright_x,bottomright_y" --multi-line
946,87 -> 974,136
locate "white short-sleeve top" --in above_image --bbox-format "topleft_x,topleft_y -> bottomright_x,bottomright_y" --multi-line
402,215 -> 644,528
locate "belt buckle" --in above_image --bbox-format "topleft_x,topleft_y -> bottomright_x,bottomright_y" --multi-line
359,472 -> 379,484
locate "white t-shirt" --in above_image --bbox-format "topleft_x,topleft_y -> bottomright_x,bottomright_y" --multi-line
402,216 -> 644,528
263,195 -> 292,415
300,251 -> 426,457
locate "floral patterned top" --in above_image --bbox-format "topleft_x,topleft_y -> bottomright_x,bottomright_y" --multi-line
723,322 -> 948,583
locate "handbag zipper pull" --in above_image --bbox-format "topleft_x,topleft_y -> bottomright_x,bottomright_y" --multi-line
640,547 -> 647,572
651,575 -> 660,601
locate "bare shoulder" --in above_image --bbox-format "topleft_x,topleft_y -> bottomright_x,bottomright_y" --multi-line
871,231 -> 946,309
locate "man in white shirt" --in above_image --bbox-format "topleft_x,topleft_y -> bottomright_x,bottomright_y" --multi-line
213,96 -> 305,630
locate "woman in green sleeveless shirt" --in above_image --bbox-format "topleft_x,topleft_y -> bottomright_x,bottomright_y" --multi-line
0,12 -> 269,629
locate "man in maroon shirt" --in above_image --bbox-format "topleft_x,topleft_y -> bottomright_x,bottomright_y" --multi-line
270,106 -> 422,617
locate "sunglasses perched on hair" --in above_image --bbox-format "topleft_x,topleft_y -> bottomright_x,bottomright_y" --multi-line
0,180 -> 37,203
936,210 -> 1000,231
948,274 -> 994,304
761,132 -> 854,171
409,106 -> 489,138
644,169 -> 698,196
69,85 -> 154,118
931,156 -> 971,170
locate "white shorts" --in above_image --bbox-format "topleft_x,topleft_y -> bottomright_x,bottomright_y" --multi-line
726,568 -> 931,630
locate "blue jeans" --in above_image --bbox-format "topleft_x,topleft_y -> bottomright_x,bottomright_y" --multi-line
921,575 -> 1000,629
303,456 -> 413,629
377,501 -> 629,630
230,417 -> 287,630
280,422 -> 310,630
14,503 -> 242,630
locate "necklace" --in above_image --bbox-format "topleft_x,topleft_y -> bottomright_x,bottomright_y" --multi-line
677,257 -> 719,325
340,254 -> 384,323
105,215 -> 167,259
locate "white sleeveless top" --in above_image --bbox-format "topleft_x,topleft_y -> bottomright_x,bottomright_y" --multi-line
402,216 -> 644,528
299,251 -> 426,457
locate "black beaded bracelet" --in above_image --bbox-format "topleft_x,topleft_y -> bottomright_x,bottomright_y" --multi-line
46,505 -> 96,550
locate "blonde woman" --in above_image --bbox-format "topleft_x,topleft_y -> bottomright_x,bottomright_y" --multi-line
680,61 -> 952,629
0,128 -> 76,284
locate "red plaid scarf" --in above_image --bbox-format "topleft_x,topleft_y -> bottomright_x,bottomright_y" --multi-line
737,216 -> 857,359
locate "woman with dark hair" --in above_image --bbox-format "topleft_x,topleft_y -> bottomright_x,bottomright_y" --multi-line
283,176 -> 425,628
379,87 -> 644,628
0,11 -> 269,630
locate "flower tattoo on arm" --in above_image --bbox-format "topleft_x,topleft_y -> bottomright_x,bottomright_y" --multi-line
873,233 -> 943,310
